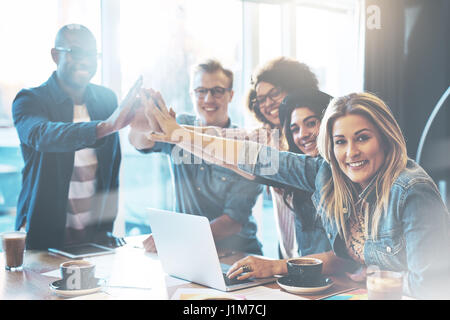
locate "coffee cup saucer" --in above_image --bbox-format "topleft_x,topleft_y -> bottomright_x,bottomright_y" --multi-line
49,278 -> 106,297
277,275 -> 334,295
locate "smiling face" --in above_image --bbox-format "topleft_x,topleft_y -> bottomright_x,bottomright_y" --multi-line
255,81 -> 287,127
54,31 -> 97,90
191,70 -> 233,127
332,113 -> 386,190
290,107 -> 321,156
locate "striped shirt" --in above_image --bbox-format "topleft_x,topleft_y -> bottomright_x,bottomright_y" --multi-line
271,188 -> 298,258
65,104 -> 98,245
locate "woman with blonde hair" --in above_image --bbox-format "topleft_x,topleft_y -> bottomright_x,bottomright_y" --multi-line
145,90 -> 450,299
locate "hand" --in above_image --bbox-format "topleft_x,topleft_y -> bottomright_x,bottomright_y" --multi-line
143,234 -> 157,253
97,76 -> 143,139
226,256 -> 284,280
129,96 -> 153,132
129,88 -> 166,133
145,89 -> 183,143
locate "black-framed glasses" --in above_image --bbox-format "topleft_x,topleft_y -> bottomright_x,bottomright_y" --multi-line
193,86 -> 231,99
55,47 -> 101,61
252,87 -> 283,108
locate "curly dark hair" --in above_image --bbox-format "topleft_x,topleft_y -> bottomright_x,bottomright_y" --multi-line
246,57 -> 319,127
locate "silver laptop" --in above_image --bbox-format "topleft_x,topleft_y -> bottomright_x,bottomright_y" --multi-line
147,208 -> 277,292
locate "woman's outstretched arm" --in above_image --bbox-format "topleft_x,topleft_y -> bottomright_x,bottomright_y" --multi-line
145,90 -> 250,167
145,89 -> 319,192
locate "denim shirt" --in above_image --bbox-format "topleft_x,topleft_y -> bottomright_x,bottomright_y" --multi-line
238,143 -> 450,299
142,114 -> 264,254
12,72 -> 121,250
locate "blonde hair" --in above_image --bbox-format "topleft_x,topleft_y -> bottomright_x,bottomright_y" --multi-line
316,92 -> 408,240
190,59 -> 233,89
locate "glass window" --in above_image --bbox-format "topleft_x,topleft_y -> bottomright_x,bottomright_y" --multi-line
0,0 -> 101,124
119,0 -> 244,235
0,0 -> 101,234
258,3 -> 282,65
120,0 -> 242,121
296,3 -> 363,96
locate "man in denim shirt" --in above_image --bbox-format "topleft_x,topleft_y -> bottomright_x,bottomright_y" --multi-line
129,59 -> 264,254
12,25 -> 142,249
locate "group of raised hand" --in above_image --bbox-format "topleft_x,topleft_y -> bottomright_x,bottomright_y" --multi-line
116,77 -> 181,144
130,88 -> 179,143
98,76 -> 180,142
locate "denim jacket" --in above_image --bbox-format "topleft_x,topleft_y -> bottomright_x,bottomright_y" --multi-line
238,143 -> 450,299
294,196 -> 332,256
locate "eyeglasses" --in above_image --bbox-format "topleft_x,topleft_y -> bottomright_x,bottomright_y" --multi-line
193,86 -> 231,99
55,47 -> 101,61
252,87 -> 283,109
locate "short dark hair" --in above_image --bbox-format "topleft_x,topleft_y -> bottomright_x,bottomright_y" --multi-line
190,59 -> 233,89
55,24 -> 96,48
246,57 -> 319,127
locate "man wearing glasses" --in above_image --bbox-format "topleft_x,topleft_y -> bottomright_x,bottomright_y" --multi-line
129,59 -> 264,255
12,24 -> 142,249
